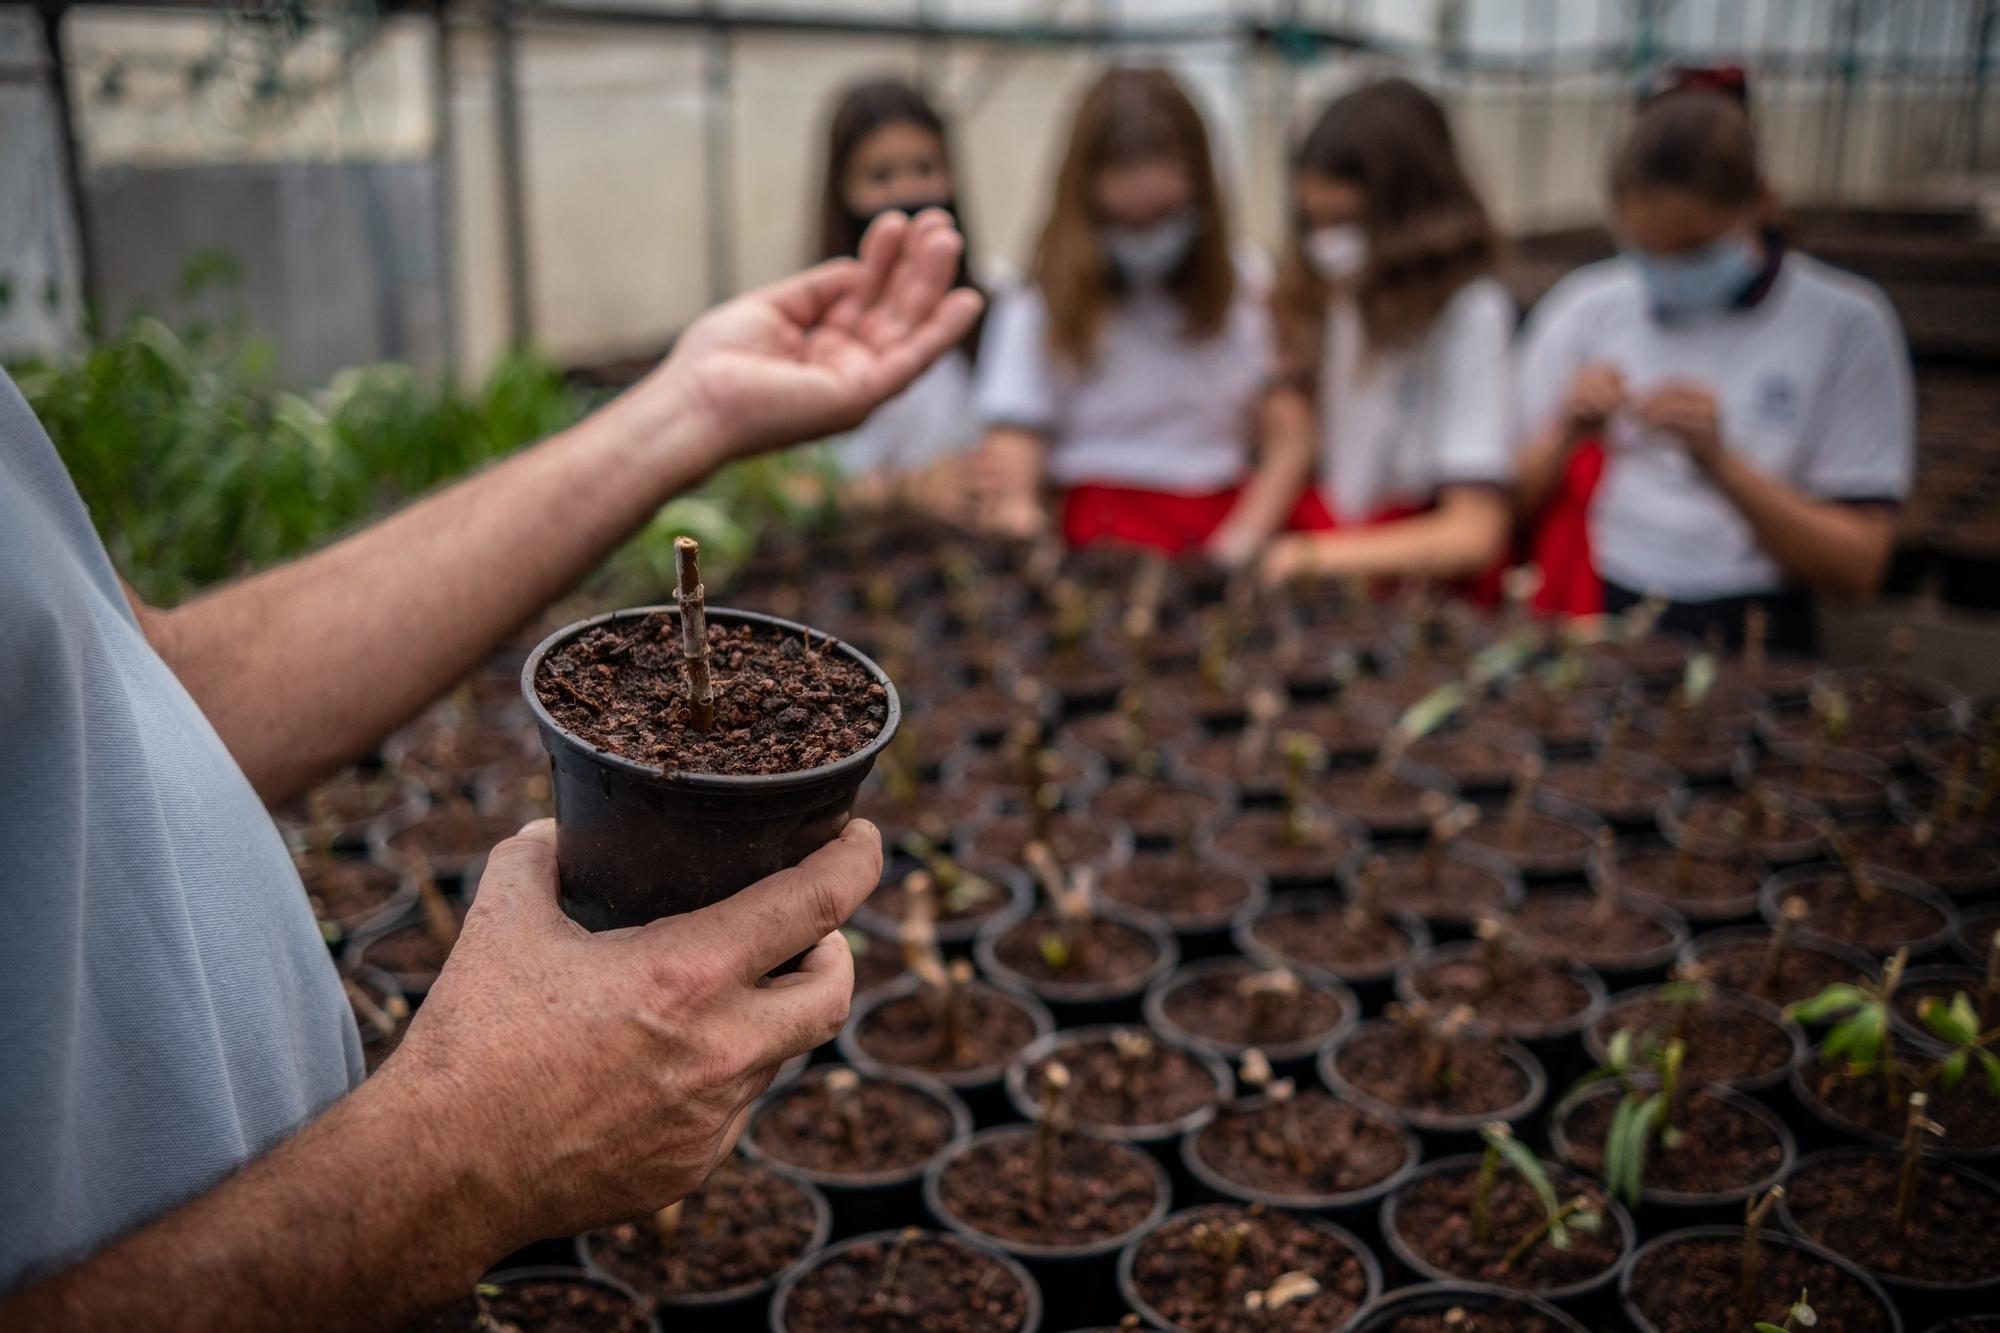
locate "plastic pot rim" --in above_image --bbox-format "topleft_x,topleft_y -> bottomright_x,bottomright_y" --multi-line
1177,1089 -> 1421,1214
1230,891 -> 1431,989
972,901 -> 1179,1008
921,1123 -> 1172,1263
1141,953 -> 1360,1066
1003,1024 -> 1234,1144
1615,1223 -> 1904,1333
1757,861 -> 1961,960
1113,1202 -> 1383,1333
1546,1079 -> 1795,1210
479,1264 -> 664,1333
1393,939 -> 1610,1044
1774,1145 -> 2000,1296
767,1227 -> 1043,1333
1317,1018 -> 1549,1137
740,1064 -> 974,1191
1340,1281 -> 1590,1332
836,976 -> 1056,1092
1583,984 -> 1805,1097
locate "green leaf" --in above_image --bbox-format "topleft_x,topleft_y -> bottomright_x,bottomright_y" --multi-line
1489,1128 -> 1561,1221
1395,684 -> 1467,742
1606,1027 -> 1633,1073
1681,652 -> 1716,707
1981,1050 -> 2000,1098
1941,1049 -> 1968,1092
1036,931 -> 1070,970
1786,983 -> 1868,1024
1921,995 -> 1979,1047
1756,1324 -> 1791,1333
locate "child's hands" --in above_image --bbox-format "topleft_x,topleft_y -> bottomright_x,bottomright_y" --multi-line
1561,362 -> 1627,439
1634,380 -> 1724,470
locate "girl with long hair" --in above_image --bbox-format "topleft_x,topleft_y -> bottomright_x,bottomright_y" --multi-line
814,77 -> 989,504
1257,77 -> 1517,585
1514,84 -> 1913,650
972,67 -> 1313,562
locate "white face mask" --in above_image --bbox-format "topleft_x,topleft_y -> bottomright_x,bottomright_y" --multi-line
1100,212 -> 1198,283
1305,223 -> 1368,282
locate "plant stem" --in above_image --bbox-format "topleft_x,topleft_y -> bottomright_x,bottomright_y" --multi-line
1503,755 -> 1543,850
1757,897 -> 1809,997
1471,1131 -> 1503,1245
1590,827 -> 1620,926
674,537 -> 715,733
1500,1196 -> 1589,1270
1740,1186 -> 1784,1316
1892,1091 -> 1938,1239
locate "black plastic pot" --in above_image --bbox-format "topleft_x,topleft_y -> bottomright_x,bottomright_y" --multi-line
521,606 -> 900,931
1952,901 -> 2000,967
1178,1090 -> 1420,1220
1657,785 -> 1828,866
1393,940 -> 1609,1049
1379,1153 -> 1636,1313
479,1265 -> 663,1333
1599,833 -> 1768,927
1584,986 -> 1804,1099
924,1125 -> 1169,1329
938,737 -> 1110,815
837,976 -> 1055,1128
1541,749 -> 1687,829
575,1166 -> 831,1332
1141,955 -> 1359,1071
851,857 -> 1034,950
1758,862 -> 1961,961
1343,1281 -> 1590,1331
1319,1019 -> 1549,1155
768,1228 -> 1043,1333
739,1064 -> 972,1242
1114,1203 -> 1383,1333
1617,1225 -> 1903,1333
1003,1026 -> 1234,1153
1339,842 -> 1525,941
973,902 -> 1178,1028
1776,1146 -> 2000,1330
1732,743 -> 1892,816
1515,887 -> 1690,987
1231,891 -> 1432,1001
1547,1081 -> 1794,1227
1788,1039 -> 2000,1168
1459,790 -> 1605,881
1675,923 -> 1877,1012
1095,846 -> 1270,962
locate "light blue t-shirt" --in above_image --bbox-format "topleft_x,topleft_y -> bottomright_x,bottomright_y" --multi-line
0,371 -> 362,1289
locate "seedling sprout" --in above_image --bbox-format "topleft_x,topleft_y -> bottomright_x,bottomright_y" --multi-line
1752,1288 -> 1817,1333
1242,1271 -> 1320,1315
1469,1120 -> 1603,1268
1033,1060 -> 1071,1215
673,537 -> 715,733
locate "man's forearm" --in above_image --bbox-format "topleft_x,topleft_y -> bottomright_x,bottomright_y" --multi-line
146,369 -> 725,804
0,1071 -> 508,1333
1702,448 -> 1894,597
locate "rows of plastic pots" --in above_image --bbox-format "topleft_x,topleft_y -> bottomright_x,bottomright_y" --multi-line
290,517 -> 1997,1332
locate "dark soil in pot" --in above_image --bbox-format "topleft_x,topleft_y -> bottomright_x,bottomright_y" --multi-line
1207,808 -> 1363,887
579,1156 -> 827,1311
1144,957 -> 1357,1065
300,856 -> 410,937
1587,990 -> 1801,1092
1541,754 -> 1681,826
1795,1048 -> 2000,1154
376,801 -> 519,884
1059,708 -> 1199,773
1760,864 -> 1956,956
1345,1282 -> 1589,1332
1314,764 -> 1457,836
743,1065 -> 966,1188
1841,819 -> 2000,897
1009,1028 -> 1231,1143
945,740 -> 1107,814
1742,754 -> 1891,814
1396,943 -> 1605,1043
1405,721 -> 1541,793
1679,926 -> 1874,1009
843,979 -> 1051,1093
1551,1083 -> 1790,1209
1661,790 -> 1824,864
352,900 -> 467,993
413,1268 -> 657,1333
1273,701 -> 1390,759
1953,902 -> 2000,966
277,764 -> 425,854
1346,845 -> 1523,931
1235,894 -> 1429,987
386,715 -> 534,798
1170,733 -> 1288,803
856,859 -> 1029,943
1779,1147 -> 2000,1289
1120,1203 -> 1379,1333
928,1125 -> 1167,1257
536,614 -> 885,773
1384,1155 -> 1630,1299
1758,704 -> 1914,765
1515,891 -> 1687,977
1458,804 -> 1599,879
1615,714 -> 1743,783
1717,653 -> 1818,703
1611,837 -> 1765,923
1185,1090 -> 1416,1210
1321,1020 -> 1545,1137
961,809 -> 1132,875
1620,1227 -> 1898,1333
1097,848 -> 1265,939
773,1229 -> 1037,1333
855,783 -> 989,854
977,907 -> 1175,1020
1091,776 -> 1229,849
1489,687 -> 1608,752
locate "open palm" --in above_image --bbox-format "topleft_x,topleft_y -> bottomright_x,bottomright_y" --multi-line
670,209 -> 984,459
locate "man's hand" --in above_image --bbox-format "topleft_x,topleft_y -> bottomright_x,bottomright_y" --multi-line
1635,380 -> 1725,471
655,208 -> 983,460
1562,362 -> 1627,439
380,817 -> 883,1247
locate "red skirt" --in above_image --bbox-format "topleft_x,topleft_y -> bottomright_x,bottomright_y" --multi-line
1060,483 -> 1335,554
1526,441 -> 1604,618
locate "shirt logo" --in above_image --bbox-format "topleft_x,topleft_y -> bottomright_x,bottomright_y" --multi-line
1755,374 -> 1799,428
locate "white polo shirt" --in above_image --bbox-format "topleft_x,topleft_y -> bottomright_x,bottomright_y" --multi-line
1315,276 -> 1516,523
1517,252 -> 1914,602
972,263 -> 1276,495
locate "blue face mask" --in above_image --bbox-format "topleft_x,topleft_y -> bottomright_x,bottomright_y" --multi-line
1627,233 -> 1762,317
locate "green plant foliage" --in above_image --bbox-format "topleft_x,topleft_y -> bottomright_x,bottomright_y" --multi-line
10,300 -> 835,606
1918,993 -> 2000,1095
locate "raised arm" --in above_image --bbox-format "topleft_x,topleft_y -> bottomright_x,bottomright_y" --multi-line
0,819 -> 883,1333
132,211 -> 981,805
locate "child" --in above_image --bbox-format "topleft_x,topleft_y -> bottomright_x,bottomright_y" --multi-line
1257,78 -> 1515,585
1514,84 -> 1914,651
816,78 -> 989,507
972,67 -> 1311,564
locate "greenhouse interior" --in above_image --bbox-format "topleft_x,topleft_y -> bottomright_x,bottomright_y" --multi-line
4,1 -> 2000,1331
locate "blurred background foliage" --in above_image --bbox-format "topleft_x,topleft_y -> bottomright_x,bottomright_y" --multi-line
8,255 -> 837,607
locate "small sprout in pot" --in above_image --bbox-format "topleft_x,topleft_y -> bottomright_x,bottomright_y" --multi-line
1371,684 -> 1467,797
342,975 -> 410,1044
1751,1287 -> 1817,1333
1590,828 -> 1622,927
1026,843 -> 1096,973
824,1068 -> 867,1159
1785,948 -> 2000,1118
1389,999 -> 1477,1099
1347,857 -> 1389,934
1112,1028 -> 1155,1127
412,853 -> 463,956
1470,1121 -> 1604,1270
867,1226 -> 926,1318
1419,797 -> 1482,890
1280,731 -> 1330,848
1188,1215 -> 1252,1302
1009,721 -> 1062,844
1892,1091 -> 1946,1240
1033,1060 -> 1071,1217
1239,968 -> 1304,1047
471,1281 -> 523,1333
899,873 -> 978,1065
1243,1270 -> 1321,1316
1501,755 -> 1545,852
1235,684 -> 1287,771
1757,897 -> 1812,996
1572,1027 -> 1689,1208
1236,1048 -> 1310,1175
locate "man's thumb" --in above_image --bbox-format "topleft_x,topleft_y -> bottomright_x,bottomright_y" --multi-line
467,819 -> 564,922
